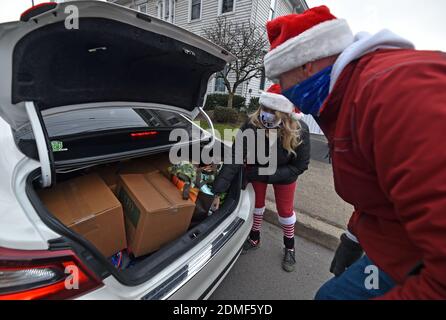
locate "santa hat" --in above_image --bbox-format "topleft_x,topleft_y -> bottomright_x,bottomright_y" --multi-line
260,84 -> 303,121
264,6 -> 354,81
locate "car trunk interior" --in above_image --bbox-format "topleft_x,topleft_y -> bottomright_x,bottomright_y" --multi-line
10,13 -> 236,286
26,146 -> 242,286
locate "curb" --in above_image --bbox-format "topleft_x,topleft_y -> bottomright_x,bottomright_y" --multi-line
263,199 -> 343,251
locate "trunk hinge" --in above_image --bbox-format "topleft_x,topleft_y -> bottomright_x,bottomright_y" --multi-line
25,101 -> 54,188
198,107 -> 215,148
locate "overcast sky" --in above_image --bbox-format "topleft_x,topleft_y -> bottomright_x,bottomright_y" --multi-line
1,1 -> 55,23
1,0 -> 445,52
0,0 -> 102,23
307,0 -> 446,52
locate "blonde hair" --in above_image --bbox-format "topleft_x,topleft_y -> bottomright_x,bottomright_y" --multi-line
250,108 -> 303,156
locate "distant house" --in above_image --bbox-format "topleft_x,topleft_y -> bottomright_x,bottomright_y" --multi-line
107,0 -> 322,134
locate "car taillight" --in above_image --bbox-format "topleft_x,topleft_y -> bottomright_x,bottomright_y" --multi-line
130,131 -> 159,138
20,2 -> 57,22
0,247 -> 103,300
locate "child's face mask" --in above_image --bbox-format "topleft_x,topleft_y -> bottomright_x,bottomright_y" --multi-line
260,110 -> 281,129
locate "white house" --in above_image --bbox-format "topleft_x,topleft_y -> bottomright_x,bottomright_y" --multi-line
107,0 -> 322,134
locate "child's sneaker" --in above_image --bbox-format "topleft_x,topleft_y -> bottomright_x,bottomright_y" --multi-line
282,248 -> 296,272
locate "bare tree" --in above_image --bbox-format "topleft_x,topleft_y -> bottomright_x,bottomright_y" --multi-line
204,18 -> 268,109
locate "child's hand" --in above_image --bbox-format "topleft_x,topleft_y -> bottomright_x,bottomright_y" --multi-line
210,196 -> 221,212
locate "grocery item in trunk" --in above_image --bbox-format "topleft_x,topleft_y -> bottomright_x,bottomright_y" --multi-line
167,162 -> 227,228
171,175 -> 199,202
38,174 -> 127,257
117,172 -> 195,257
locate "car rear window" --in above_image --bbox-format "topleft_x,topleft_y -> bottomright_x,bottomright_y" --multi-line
13,107 -> 193,162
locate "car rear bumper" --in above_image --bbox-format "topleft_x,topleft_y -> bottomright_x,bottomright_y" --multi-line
167,218 -> 250,300
76,188 -> 254,300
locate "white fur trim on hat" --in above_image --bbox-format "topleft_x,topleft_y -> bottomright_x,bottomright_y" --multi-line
265,19 -> 354,81
291,112 -> 303,122
259,92 -> 294,114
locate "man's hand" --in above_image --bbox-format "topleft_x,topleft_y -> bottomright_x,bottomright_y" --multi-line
330,233 -> 364,277
210,196 -> 221,212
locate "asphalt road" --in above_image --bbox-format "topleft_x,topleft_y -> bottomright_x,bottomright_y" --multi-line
210,221 -> 334,300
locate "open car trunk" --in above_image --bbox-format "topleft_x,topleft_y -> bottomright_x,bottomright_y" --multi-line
3,1 -> 240,287
26,148 -> 243,287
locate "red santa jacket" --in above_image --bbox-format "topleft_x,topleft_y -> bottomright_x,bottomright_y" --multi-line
318,49 -> 446,300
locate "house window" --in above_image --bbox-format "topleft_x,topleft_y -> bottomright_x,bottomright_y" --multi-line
295,0 -> 309,13
138,3 -> 147,13
214,66 -> 228,93
157,0 -> 175,23
268,0 -> 276,21
164,2 -> 170,21
219,0 -> 235,15
259,68 -> 266,91
156,1 -> 163,18
190,0 -> 201,21
214,76 -> 226,93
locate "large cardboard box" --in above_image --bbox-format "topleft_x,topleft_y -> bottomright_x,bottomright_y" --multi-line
38,174 -> 127,257
95,155 -> 172,195
96,158 -> 163,194
117,172 -> 195,257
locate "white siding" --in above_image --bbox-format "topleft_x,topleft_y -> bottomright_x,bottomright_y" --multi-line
145,0 -> 158,17
244,0 -> 295,105
131,0 -> 255,37
250,0 -> 270,26
275,0 -> 293,17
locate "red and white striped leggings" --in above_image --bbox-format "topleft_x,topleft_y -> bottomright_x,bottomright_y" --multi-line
251,181 -> 297,239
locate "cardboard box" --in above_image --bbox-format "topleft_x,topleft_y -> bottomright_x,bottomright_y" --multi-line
94,154 -> 172,195
120,154 -> 172,177
119,159 -> 159,175
38,174 -> 127,257
117,172 -> 195,257
109,184 -> 118,195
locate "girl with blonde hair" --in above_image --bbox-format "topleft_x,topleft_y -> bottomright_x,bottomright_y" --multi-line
213,84 -> 310,272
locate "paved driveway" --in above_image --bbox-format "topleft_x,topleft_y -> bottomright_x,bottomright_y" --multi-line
210,221 -> 333,300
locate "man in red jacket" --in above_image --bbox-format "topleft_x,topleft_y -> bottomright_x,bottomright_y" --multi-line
264,6 -> 446,299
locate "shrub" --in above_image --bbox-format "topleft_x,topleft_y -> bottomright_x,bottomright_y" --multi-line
248,97 -> 260,112
232,95 -> 247,110
205,94 -> 246,110
213,107 -> 240,124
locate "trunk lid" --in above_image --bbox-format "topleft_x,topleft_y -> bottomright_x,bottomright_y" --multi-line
0,1 -> 233,130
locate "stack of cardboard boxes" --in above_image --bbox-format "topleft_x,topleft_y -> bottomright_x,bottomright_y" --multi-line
38,155 -> 195,259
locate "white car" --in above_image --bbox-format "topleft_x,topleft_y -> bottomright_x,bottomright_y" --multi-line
0,1 -> 254,300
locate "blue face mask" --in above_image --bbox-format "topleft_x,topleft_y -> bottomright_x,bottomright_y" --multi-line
260,110 -> 281,129
282,65 -> 333,117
